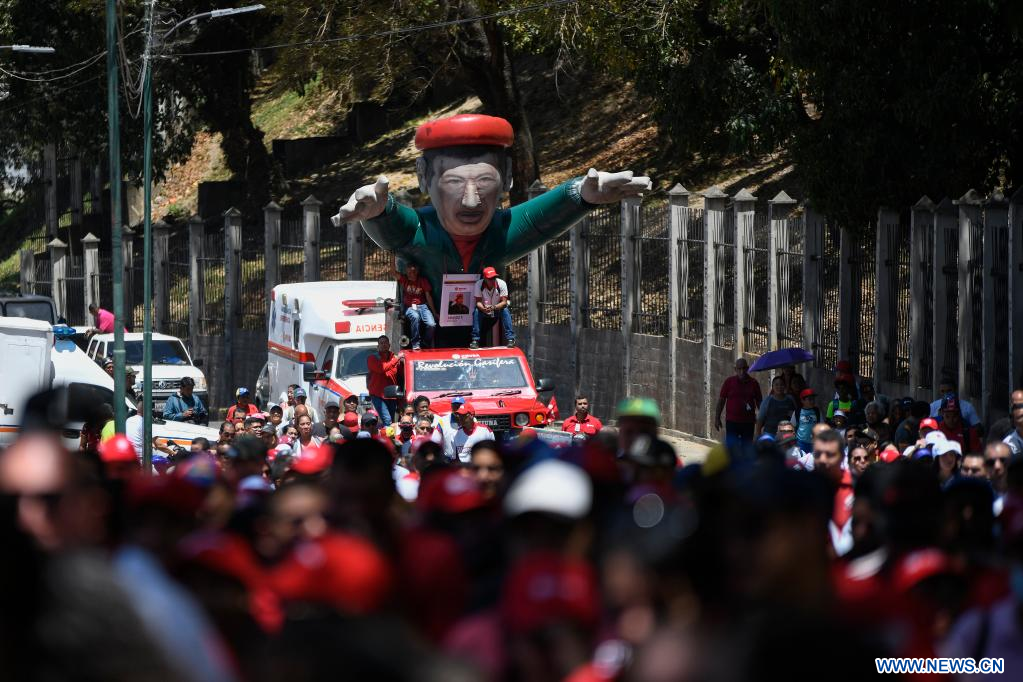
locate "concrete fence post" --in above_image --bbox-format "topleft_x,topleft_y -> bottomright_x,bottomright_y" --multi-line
874,208 -> 899,391
620,196 -> 641,396
982,192 -> 1008,424
703,186 -> 728,434
82,233 -> 100,324
667,184 -> 689,431
122,226 -> 135,328
70,156 -> 83,229
837,226 -> 854,368
909,197 -> 935,396
44,143 -> 58,239
263,202 -> 282,305
569,215 -> 586,400
187,215 -> 204,355
803,207 -> 824,358
224,208 -> 243,400
1010,189 -> 1023,393
346,222 -> 364,281
526,180 -> 547,365
49,238 -> 68,321
153,219 -> 171,333
932,198 -> 956,391
733,189 -> 756,356
768,191 -> 797,353
20,249 -> 34,295
956,189 -> 983,403
302,195 -> 322,282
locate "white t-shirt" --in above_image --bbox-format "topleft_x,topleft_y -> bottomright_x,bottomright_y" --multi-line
126,414 -> 145,459
432,419 -> 494,462
474,278 -> 509,309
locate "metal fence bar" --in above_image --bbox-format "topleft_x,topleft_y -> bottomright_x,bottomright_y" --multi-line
634,200 -> 669,336
239,225 -> 266,330
199,228 -> 226,336
776,214 -> 804,347
279,212 -> 305,285
742,210 -> 770,354
320,207 -> 348,281
814,219 -> 841,370
848,225 -> 877,378
583,205 -> 621,329
166,227 -> 190,341
678,206 -> 705,341
713,204 -> 736,348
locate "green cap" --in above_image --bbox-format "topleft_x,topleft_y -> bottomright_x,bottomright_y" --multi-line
616,396 -> 661,423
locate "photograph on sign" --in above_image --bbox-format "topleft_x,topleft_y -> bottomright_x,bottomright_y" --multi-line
439,274 -> 479,327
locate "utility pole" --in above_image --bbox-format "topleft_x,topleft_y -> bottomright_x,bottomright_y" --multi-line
107,0 -> 127,432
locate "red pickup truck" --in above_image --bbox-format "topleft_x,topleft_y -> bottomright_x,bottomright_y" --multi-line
385,346 -> 555,435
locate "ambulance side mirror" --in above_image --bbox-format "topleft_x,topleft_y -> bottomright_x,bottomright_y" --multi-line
535,378 -> 555,393
302,361 -> 318,381
384,385 -> 404,400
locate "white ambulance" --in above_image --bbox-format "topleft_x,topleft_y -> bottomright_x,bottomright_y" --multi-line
267,281 -> 399,419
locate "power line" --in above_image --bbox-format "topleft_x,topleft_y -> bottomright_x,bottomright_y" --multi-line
154,0 -> 579,59
0,51 -> 106,82
0,71 -> 104,116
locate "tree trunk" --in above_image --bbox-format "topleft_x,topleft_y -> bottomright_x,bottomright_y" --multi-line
447,3 -> 539,204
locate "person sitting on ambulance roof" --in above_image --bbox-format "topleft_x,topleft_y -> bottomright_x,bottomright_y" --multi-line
162,376 -> 208,425
394,260 -> 437,351
226,387 -> 261,423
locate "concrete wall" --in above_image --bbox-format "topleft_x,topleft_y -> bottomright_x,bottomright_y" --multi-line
533,323 -> 576,418
674,339 -> 706,437
627,333 -> 671,416
578,328 -> 625,424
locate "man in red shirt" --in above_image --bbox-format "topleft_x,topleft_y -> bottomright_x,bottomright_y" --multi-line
561,396 -> 603,437
395,262 -> 437,350
226,387 -> 261,423
713,357 -> 762,449
938,396 -> 981,454
367,335 -> 402,427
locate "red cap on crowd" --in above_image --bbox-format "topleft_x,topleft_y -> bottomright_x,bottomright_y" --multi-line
835,372 -> 856,386
799,388 -> 816,400
919,418 -> 939,432
879,445 -> 901,463
502,552 -> 600,635
417,469 -> 488,515
127,475 -> 206,517
98,434 -> 137,464
892,548 -> 954,593
414,114 -> 514,151
342,411 -> 359,428
836,360 -> 853,372
291,443 -> 334,475
482,266 -> 498,279
454,402 -> 476,416
179,530 -> 264,588
269,533 -> 393,614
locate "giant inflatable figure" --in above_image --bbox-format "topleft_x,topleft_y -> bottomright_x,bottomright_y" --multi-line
330,113 -> 652,295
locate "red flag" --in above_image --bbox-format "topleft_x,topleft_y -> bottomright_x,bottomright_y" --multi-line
547,396 -> 559,422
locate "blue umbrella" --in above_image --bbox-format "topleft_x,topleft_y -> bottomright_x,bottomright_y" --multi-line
749,347 -> 815,372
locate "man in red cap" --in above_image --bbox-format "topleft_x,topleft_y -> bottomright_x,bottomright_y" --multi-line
470,265 -> 513,348
330,113 -> 651,300
433,401 -> 494,463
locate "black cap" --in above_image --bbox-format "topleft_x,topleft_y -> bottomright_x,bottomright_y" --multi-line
625,435 -> 678,468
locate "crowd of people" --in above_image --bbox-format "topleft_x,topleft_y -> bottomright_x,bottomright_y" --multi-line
2,353 -> 1023,682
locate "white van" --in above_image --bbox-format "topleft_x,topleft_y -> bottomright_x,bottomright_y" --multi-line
53,334 -> 219,450
86,332 -> 209,416
267,281 -> 399,419
0,318 -> 55,445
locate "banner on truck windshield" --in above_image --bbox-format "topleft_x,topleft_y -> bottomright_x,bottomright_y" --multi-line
439,274 -> 479,327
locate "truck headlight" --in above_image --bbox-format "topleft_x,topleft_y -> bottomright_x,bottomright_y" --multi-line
535,413 -> 545,424
514,413 -> 529,427
194,376 -> 207,391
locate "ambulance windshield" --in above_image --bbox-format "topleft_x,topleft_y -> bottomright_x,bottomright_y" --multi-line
334,344 -> 376,378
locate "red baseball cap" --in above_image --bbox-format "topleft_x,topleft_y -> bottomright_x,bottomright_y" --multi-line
799,388 -> 816,399
269,533 -> 393,614
414,114 -> 514,151
454,402 -> 475,416
342,411 -> 359,428
919,417 -> 939,431
416,469 -> 488,515
291,443 -> 334,475
502,552 -> 600,634
482,266 -> 498,279
879,444 -> 901,463
892,548 -> 954,593
99,434 -> 138,464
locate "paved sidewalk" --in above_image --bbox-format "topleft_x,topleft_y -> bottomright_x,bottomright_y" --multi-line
660,430 -> 712,465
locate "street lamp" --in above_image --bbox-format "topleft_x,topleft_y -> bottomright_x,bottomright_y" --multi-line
138,3 -> 264,471
0,45 -> 57,53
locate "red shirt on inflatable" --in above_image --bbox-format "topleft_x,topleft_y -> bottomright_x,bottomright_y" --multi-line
397,274 -> 431,308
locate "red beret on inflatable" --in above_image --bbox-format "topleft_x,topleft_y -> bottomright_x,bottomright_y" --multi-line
415,114 -> 514,151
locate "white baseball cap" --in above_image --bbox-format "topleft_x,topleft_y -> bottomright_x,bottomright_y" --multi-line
504,459 -> 592,519
924,431 -> 948,447
932,439 -> 962,457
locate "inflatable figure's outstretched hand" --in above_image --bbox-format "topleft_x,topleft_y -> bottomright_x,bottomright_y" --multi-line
579,169 -> 652,204
330,176 -> 390,227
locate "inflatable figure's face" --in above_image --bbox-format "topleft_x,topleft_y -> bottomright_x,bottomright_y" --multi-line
417,147 -> 511,238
